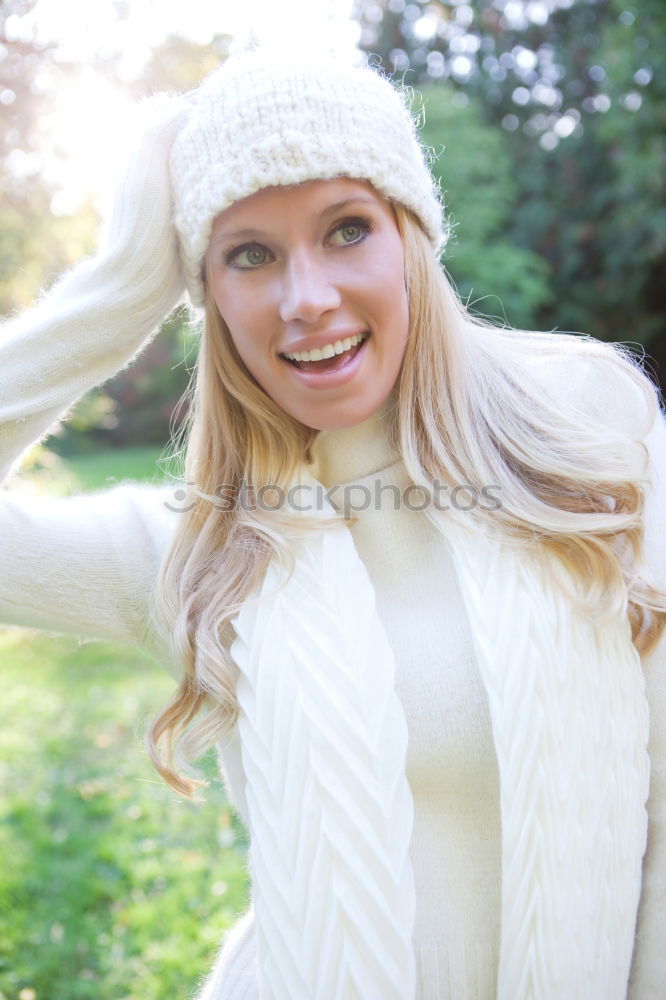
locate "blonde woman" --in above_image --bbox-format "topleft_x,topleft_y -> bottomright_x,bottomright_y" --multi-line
2,50 -> 665,1000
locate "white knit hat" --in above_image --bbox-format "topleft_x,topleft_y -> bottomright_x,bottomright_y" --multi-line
170,50 -> 446,307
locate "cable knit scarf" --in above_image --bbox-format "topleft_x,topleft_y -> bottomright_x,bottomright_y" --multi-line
229,482 -> 650,1000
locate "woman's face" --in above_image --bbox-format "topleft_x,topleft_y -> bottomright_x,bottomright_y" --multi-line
206,178 -> 409,431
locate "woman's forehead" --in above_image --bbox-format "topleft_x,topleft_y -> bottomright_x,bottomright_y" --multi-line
209,178 -> 387,241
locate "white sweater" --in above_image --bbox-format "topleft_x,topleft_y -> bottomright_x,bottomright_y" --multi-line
2,303 -> 666,997
308,413 -> 502,996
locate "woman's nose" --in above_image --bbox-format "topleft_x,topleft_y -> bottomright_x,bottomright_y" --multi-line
278,251 -> 341,324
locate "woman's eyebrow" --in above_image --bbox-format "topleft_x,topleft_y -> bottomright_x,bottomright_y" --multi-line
320,195 -> 377,216
210,196 -> 378,246
210,227 -> 265,246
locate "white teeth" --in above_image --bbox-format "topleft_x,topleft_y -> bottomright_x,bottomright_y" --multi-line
283,332 -> 367,363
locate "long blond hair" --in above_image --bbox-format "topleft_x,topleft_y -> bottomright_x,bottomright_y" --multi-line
149,201 -> 666,796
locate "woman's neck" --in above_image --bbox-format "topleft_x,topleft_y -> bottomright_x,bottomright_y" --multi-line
308,391 -> 400,488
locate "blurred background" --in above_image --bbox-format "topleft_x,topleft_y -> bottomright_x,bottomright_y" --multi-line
0,0 -> 664,997
2,0 -> 664,460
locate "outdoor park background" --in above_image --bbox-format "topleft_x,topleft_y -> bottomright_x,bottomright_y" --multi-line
1,0 -> 664,997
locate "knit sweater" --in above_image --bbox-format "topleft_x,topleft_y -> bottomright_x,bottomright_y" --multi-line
2,305 -> 666,997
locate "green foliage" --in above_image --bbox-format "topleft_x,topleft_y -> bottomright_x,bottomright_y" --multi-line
417,86 -> 551,327
62,446 -> 166,491
495,0 -> 666,350
356,0 -> 666,382
0,447 -> 249,999
101,307 -> 197,448
10,443 -> 166,497
0,628 -> 248,1000
0,167 -> 99,316
0,2 -> 98,313
52,307 -> 198,454
593,0 -> 665,341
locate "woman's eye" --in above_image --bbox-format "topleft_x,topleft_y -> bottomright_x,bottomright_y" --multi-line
227,245 -> 271,269
328,219 -> 370,247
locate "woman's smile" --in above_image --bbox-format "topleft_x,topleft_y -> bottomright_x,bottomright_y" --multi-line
280,328 -> 369,375
205,177 -> 409,431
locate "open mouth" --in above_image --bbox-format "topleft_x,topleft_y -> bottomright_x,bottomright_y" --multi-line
280,332 -> 369,374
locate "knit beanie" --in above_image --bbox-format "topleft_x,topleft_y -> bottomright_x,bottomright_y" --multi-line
169,50 -> 446,307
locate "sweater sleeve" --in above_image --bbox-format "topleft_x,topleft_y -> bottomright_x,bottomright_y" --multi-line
0,484 -> 181,662
629,398 -> 666,999
0,96 -> 189,666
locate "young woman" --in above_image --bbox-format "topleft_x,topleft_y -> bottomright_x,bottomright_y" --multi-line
2,50 -> 665,1000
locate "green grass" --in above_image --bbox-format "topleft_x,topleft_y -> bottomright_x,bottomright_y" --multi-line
0,449 -> 250,1000
63,446 -> 167,491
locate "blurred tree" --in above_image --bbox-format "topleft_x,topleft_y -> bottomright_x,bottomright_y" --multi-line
138,31 -> 230,92
0,11 -> 233,448
355,0 -> 665,381
51,305 -> 198,454
417,84 -> 551,326
593,0 -> 665,371
0,0 -> 98,312
50,33 -> 232,452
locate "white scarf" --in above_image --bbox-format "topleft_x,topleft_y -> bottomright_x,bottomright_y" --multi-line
229,482 -> 649,1000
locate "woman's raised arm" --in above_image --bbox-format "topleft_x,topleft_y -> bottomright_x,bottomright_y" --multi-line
0,96 -> 189,660
0,95 -> 188,483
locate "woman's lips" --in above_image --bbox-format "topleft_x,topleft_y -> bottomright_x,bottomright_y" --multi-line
281,332 -> 369,374
280,334 -> 370,388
